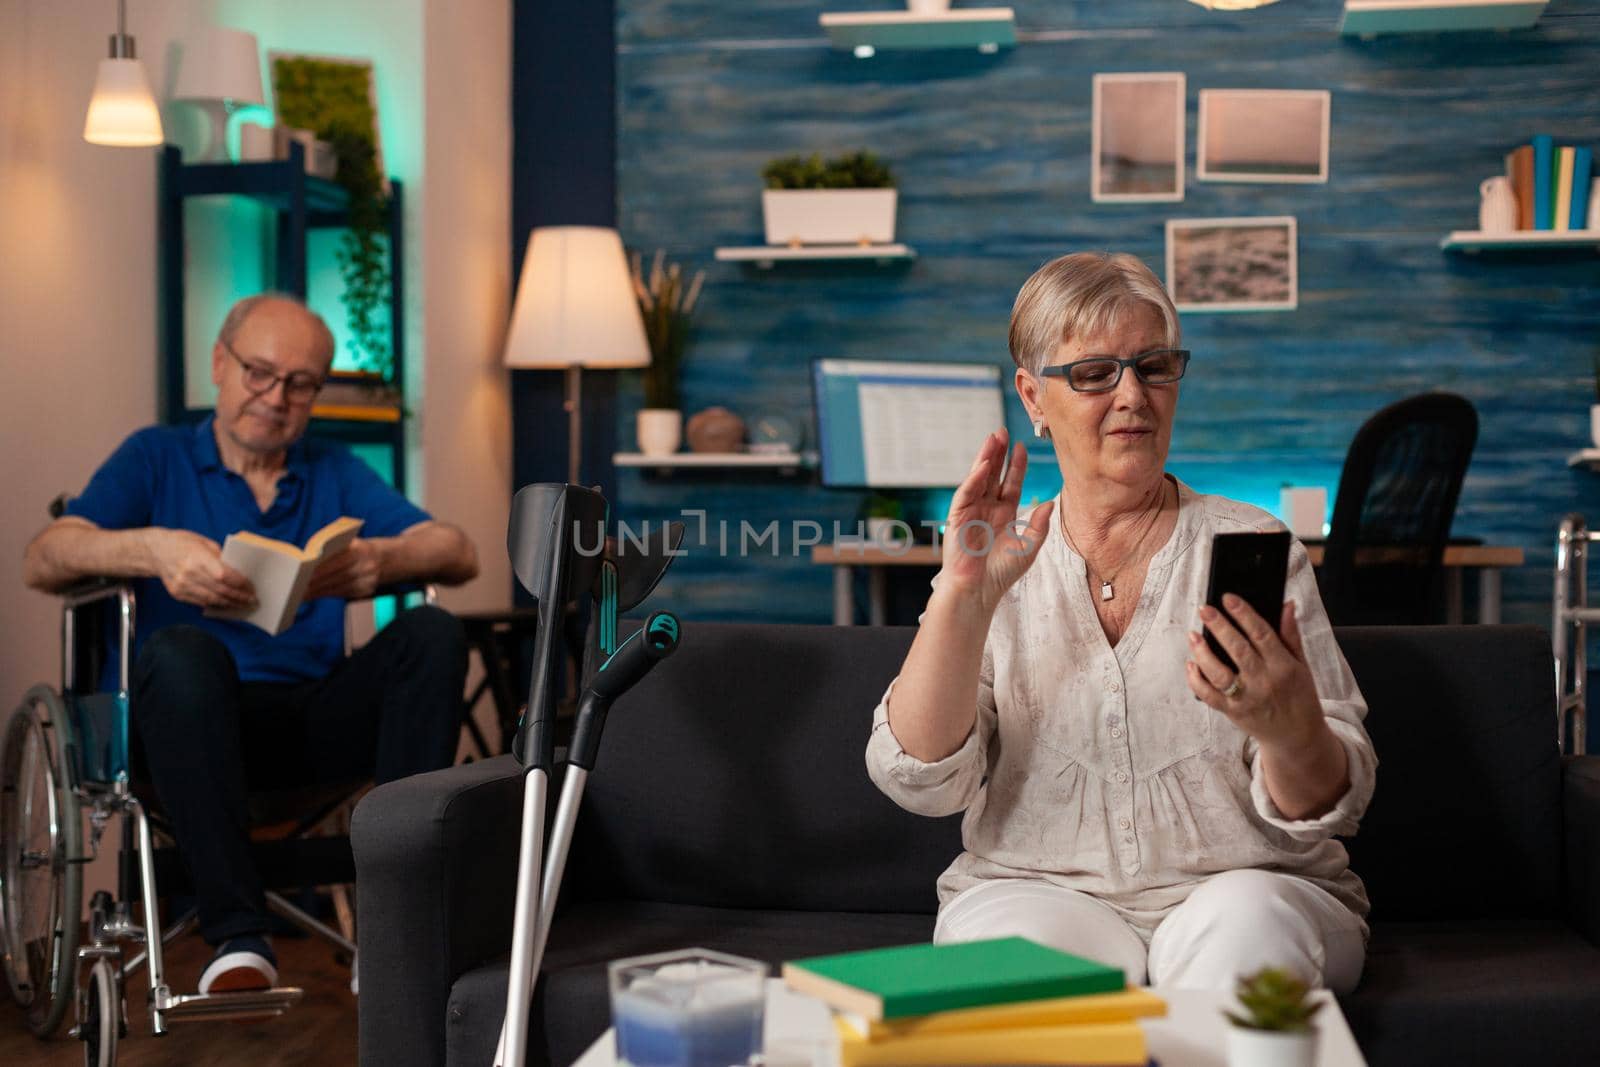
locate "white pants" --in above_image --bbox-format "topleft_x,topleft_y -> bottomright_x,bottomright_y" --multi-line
932,870 -> 1366,993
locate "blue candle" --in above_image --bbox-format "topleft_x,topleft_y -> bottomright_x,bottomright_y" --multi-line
614,969 -> 764,1067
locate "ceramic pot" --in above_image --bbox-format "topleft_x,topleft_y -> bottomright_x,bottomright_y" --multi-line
1226,1026 -> 1317,1067
686,407 -> 746,453
1590,404 -> 1600,450
636,409 -> 682,457
867,517 -> 911,548
1478,176 -> 1517,234
907,0 -> 952,12
761,189 -> 897,246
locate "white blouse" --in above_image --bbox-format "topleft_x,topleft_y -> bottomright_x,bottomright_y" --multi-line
865,478 -> 1376,940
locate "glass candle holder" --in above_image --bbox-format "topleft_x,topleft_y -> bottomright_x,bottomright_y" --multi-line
609,948 -> 769,1067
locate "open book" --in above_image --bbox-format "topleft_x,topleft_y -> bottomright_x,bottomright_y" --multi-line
206,516 -> 363,635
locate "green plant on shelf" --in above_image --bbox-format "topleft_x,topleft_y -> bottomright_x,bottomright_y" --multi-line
630,249 -> 705,411
762,151 -> 895,190
1224,967 -> 1323,1033
272,55 -> 391,378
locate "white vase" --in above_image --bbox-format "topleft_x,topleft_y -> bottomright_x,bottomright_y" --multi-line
1226,1026 -> 1317,1067
637,409 -> 682,457
1590,404 -> 1600,450
867,517 -> 910,548
907,0 -> 952,13
761,189 -> 898,246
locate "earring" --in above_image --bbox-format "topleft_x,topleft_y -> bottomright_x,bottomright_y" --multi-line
1033,418 -> 1050,440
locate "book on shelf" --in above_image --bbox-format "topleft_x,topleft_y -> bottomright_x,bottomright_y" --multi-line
832,1014 -> 1148,1067
311,369 -> 402,421
1571,147 -> 1593,230
1533,134 -> 1554,230
782,937 -> 1124,1021
204,516 -> 362,635
838,986 -> 1167,1041
1506,144 -> 1535,230
1555,146 -> 1576,234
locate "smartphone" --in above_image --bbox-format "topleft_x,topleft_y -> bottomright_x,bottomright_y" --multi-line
1203,531 -> 1292,672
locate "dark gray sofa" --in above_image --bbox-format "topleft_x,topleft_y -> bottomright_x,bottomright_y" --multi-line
352,623 -> 1600,1067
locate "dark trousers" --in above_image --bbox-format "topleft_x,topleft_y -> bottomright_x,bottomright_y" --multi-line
131,605 -> 468,946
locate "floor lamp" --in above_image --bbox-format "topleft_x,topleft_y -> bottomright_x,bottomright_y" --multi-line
503,226 -> 651,486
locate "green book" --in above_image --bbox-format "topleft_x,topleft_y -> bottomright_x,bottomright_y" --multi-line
781,937 -> 1125,1021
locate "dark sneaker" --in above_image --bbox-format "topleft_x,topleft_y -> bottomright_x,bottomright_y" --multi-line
198,935 -> 278,994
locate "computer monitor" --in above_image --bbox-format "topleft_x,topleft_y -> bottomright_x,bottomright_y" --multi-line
813,358 -> 1006,488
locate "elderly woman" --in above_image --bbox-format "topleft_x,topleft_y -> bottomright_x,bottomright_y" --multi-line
866,252 -> 1375,992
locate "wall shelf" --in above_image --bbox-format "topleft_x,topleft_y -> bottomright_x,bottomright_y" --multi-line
1441,230 -> 1600,253
1340,0 -> 1547,37
715,244 -> 916,268
819,8 -> 1016,55
614,451 -> 817,472
1568,449 -> 1600,471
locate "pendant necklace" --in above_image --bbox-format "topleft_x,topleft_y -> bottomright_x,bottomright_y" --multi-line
1062,484 -> 1168,603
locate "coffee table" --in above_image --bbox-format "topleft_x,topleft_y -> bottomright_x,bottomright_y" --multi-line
570,979 -> 1366,1067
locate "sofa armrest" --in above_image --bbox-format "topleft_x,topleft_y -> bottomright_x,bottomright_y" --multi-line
1563,755 -> 1600,947
353,754 -> 525,1067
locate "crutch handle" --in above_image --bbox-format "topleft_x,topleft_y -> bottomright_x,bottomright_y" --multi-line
568,612 -> 680,769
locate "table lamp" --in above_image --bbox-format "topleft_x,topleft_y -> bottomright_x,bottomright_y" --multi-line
503,226 -> 650,486
83,0 -> 164,147
172,27 -> 266,162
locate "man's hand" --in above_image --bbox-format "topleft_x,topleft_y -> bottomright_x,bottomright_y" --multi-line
146,528 -> 256,609
305,538 -> 385,601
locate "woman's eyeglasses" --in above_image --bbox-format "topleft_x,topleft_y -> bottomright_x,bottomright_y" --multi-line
222,341 -> 325,404
1038,349 -> 1190,394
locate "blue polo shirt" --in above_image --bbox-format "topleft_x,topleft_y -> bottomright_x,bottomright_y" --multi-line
65,417 -> 432,684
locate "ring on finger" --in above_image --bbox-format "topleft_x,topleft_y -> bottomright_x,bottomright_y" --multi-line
1222,676 -> 1245,699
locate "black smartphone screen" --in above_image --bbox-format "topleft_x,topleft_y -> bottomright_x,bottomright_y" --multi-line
1203,531 -> 1292,672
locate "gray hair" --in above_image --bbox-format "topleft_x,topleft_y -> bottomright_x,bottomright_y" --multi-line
1007,252 -> 1180,375
217,293 -> 337,368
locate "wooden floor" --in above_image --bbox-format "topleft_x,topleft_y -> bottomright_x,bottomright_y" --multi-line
0,932 -> 358,1066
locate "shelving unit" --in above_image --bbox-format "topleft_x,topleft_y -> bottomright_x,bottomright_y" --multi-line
1441,230 -> 1600,253
715,244 -> 916,268
1339,0 -> 1547,37
1567,449 -> 1600,471
819,8 -> 1015,55
157,143 -> 409,488
614,451 -> 818,473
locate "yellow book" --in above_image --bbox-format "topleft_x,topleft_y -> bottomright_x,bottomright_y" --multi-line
1554,146 -> 1575,234
833,1016 -> 1146,1067
205,516 -> 363,635
841,988 -> 1166,1041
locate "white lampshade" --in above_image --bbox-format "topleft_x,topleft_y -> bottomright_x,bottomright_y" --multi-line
83,58 -> 164,147
172,27 -> 265,105
503,226 -> 650,370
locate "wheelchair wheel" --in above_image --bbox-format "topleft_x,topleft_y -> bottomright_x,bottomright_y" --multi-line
0,685 -> 83,1037
80,957 -> 119,1067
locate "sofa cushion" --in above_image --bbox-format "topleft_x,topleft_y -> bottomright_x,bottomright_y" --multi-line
1334,626 -> 1561,921
1342,919 -> 1600,1066
564,623 -> 959,914
446,901 -> 935,1067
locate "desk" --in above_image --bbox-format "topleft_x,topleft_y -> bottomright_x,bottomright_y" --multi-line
812,543 -> 1524,626
570,979 -> 1367,1067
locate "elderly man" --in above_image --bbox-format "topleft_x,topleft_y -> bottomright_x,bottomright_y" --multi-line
23,293 -> 479,994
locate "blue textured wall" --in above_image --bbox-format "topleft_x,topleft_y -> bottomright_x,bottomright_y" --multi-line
613,0 -> 1600,625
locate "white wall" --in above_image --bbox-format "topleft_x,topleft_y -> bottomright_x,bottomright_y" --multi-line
0,0 -> 511,710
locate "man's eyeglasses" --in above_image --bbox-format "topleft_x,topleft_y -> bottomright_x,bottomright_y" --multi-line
222,341 -> 325,404
1039,348 -> 1190,394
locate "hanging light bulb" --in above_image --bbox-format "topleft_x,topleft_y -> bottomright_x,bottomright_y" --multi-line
83,0 -> 163,147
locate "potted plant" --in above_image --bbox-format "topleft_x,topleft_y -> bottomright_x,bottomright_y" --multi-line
863,493 -> 909,547
761,151 -> 897,247
631,250 -> 705,457
1224,967 -> 1322,1067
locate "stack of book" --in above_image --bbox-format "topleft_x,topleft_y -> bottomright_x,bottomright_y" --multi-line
782,937 -> 1165,1067
1504,136 -> 1594,232
310,369 -> 403,422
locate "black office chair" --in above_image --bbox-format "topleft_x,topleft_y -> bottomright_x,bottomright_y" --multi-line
1318,392 -> 1479,626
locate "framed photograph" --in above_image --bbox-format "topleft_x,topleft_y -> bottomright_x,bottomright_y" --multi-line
1197,89 -> 1330,184
1165,216 -> 1298,313
1092,72 -> 1186,203
268,51 -> 388,193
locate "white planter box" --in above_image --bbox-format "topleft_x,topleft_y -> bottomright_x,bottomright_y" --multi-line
762,189 -> 898,246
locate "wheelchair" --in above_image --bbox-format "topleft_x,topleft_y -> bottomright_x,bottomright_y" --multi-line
0,577 -> 405,1064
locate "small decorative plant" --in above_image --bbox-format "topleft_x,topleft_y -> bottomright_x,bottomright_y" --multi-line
1224,967 -> 1323,1033
630,250 -> 705,411
864,493 -> 904,522
762,151 -> 895,190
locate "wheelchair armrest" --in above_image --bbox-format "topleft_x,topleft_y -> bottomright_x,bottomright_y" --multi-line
352,754 -> 526,1067
1564,755 -> 1600,947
